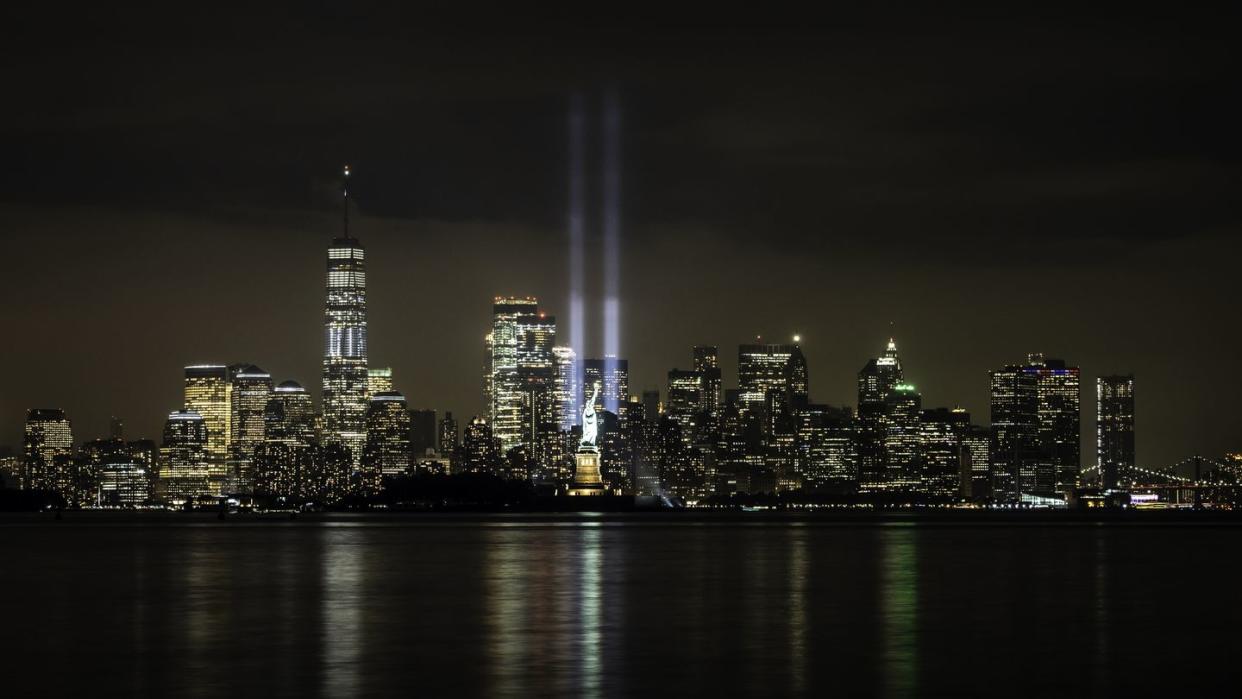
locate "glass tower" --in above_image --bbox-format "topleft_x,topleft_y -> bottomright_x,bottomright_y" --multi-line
322,171 -> 369,467
486,297 -> 556,456
1097,375 -> 1135,489
362,391 -> 413,487
184,364 -> 230,489
228,363 -> 272,492
22,408 -> 73,492
160,409 -> 210,502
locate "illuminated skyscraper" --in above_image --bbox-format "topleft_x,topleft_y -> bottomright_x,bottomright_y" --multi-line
553,346 -> 579,431
264,381 -> 316,447
919,407 -> 969,497
857,339 -> 903,488
159,410 -> 210,502
1097,375 -> 1135,489
461,416 -> 500,474
794,404 -> 857,490
486,297 -> 556,457
367,367 -> 393,398
989,363 -> 1041,501
1028,355 -> 1081,493
362,392 -> 413,487
666,368 -> 707,436
738,342 -> 807,411
323,166 -> 369,466
961,424 -> 991,499
883,384 -> 922,488
184,364 -> 230,487
22,408 -> 73,492
693,345 -> 722,417
228,363 -> 272,491
439,412 -> 459,456
84,438 -> 152,506
990,355 -> 1080,500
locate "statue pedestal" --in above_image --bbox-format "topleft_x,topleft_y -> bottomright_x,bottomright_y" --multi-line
568,447 -> 607,496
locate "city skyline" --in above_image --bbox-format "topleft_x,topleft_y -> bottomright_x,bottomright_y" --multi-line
2,11 -> 1236,472
0,221 -> 1223,474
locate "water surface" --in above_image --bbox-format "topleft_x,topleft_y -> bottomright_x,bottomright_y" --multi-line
3,514 -> 1239,697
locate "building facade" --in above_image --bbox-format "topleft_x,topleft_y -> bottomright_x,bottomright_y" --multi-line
22,408 -> 73,492
362,392 -> 413,488
1097,375 -> 1135,489
322,231 -> 369,466
159,410 -> 210,502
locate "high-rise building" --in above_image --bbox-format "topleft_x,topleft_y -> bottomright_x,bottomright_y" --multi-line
159,410 -> 210,502
883,384 -> 922,488
990,355 -> 1081,500
362,392 -> 413,488
738,342 -> 808,412
553,346 -> 579,432
22,408 -> 74,493
486,297 -> 556,458
666,368 -> 707,438
583,356 -> 629,414
461,416 -> 500,475
989,363 -> 1041,501
409,408 -> 436,457
857,339 -> 903,488
367,367 -> 393,398
438,412 -> 459,456
961,424 -> 991,499
83,438 -> 152,506
228,363 -> 272,492
919,407 -> 969,497
1028,355 -> 1081,493
693,345 -> 722,416
322,170 -> 369,467
184,364 -> 230,487
794,404 -> 857,490
264,381 -> 316,447
109,417 -> 125,440
1097,375 -> 1135,490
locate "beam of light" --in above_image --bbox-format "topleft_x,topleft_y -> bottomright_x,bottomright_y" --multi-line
602,89 -> 621,413
569,94 -> 586,422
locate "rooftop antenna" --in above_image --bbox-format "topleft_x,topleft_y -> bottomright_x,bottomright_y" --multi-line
342,164 -> 351,239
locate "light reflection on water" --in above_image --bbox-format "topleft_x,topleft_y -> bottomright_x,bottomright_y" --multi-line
880,525 -> 918,699
321,528 -> 363,698
2,517 -> 1240,697
787,525 -> 808,695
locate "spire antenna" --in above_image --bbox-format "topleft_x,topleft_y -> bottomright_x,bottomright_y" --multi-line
342,164 -> 351,239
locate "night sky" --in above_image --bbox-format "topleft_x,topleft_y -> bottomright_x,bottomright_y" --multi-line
1,9 -> 1236,469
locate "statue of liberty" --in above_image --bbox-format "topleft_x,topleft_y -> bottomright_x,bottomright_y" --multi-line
580,382 -> 600,449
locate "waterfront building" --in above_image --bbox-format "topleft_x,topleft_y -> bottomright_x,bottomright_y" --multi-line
1097,375 -> 1136,489
857,339 -> 903,489
184,364 -> 230,488
361,391 -> 413,488
322,168 -> 369,466
22,408 -> 73,493
159,410 -> 211,502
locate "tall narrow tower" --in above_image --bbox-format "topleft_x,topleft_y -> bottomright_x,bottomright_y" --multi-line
322,165 -> 369,466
